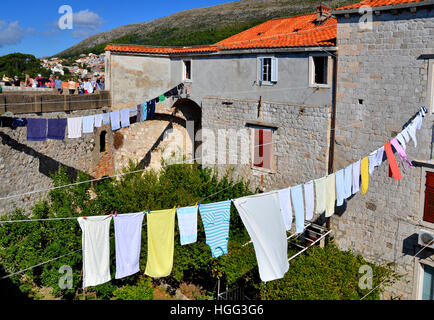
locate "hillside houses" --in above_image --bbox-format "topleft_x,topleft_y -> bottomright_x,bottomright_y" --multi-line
104,0 -> 434,299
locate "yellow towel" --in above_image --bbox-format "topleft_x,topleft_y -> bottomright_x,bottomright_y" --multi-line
361,156 -> 369,195
314,177 -> 326,214
145,208 -> 176,278
325,173 -> 336,217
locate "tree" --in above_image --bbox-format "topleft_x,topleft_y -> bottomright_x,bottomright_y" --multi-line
0,53 -> 47,79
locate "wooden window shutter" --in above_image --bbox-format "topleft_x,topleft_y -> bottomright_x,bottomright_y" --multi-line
262,129 -> 272,169
424,172 -> 434,223
253,129 -> 263,167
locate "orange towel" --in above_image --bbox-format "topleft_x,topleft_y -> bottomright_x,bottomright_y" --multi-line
384,141 -> 402,181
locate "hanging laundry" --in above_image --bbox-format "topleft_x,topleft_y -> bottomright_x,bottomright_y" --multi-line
82,115 -> 95,134
136,104 -> 143,123
401,127 -> 410,145
77,215 -> 112,288
0,116 -> 13,128
47,118 -> 67,140
414,113 -> 423,130
360,157 -> 369,195
343,164 -> 353,199
102,113 -> 110,125
129,106 -> 137,118
384,141 -> 402,181
396,133 -> 406,151
374,146 -> 384,167
110,110 -> 121,131
407,122 -> 418,148
26,118 -> 47,141
390,138 -> 413,168
314,177 -> 326,215
335,169 -> 345,207
147,100 -> 156,119
290,185 -> 305,234
233,192 -> 289,282
114,212 -> 145,279
325,173 -> 336,217
145,208 -> 176,278
368,151 -> 376,175
143,102 -> 148,121
67,117 -> 82,139
158,94 -> 165,102
120,108 -> 130,128
278,187 -> 292,231
176,206 -> 198,245
94,114 -> 103,128
11,118 -> 27,129
199,200 -> 231,258
304,181 -> 314,221
352,159 -> 361,194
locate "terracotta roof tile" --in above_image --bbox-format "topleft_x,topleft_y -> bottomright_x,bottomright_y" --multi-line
105,13 -> 336,55
335,0 -> 427,10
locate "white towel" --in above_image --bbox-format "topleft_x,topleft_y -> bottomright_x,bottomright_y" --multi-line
120,108 -> 130,128
176,206 -> 198,245
110,111 -> 120,131
278,187 -> 292,231
304,181 -> 314,221
114,212 -> 144,279
374,146 -> 384,167
233,192 -> 289,282
343,164 -> 353,199
77,215 -> 112,288
352,160 -> 361,194
396,133 -> 406,151
67,117 -> 82,139
94,114 -> 103,128
368,151 -> 377,175
82,115 -> 95,134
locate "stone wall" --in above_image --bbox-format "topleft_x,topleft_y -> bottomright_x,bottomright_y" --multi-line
201,96 -> 331,192
332,7 -> 434,299
0,107 -> 112,216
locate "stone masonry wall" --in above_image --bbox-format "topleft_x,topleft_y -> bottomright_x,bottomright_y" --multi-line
0,107 -> 112,216
332,7 -> 434,299
201,96 -> 331,192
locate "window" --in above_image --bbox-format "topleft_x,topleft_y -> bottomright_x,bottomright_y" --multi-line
253,128 -> 272,170
183,60 -> 192,81
424,172 -> 434,223
258,57 -> 278,84
421,264 -> 434,300
309,55 -> 331,87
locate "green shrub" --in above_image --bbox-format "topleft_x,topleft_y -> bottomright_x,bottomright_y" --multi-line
113,277 -> 154,300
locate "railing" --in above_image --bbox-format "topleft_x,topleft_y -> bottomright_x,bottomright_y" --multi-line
0,91 -> 111,114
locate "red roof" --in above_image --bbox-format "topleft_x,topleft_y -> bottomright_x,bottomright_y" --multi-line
335,0 -> 427,10
105,13 -> 337,55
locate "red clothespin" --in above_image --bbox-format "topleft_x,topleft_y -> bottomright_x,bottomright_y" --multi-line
83,216 -> 87,220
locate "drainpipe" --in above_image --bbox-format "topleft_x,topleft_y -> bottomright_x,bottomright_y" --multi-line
326,51 -> 338,246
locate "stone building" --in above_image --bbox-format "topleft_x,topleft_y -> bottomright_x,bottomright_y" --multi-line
331,0 -> 434,300
105,4 -> 338,189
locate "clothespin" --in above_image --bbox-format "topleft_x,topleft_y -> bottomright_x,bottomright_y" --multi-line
83,216 -> 87,220
177,205 -> 181,209
114,211 -> 118,217
147,210 -> 151,214
197,202 -> 201,208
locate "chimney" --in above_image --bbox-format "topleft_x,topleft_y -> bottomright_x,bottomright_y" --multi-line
316,3 -> 332,24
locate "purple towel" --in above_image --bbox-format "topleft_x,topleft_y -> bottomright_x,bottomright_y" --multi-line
47,118 -> 67,140
27,118 -> 47,141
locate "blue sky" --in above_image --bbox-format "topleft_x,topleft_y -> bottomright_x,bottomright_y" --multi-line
0,0 -> 235,58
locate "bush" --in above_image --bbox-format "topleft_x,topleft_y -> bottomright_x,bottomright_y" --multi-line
113,277 -> 154,300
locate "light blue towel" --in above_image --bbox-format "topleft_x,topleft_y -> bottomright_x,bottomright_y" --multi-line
199,200 -> 231,258
120,108 -> 130,128
110,110 -> 120,131
143,102 -> 148,121
176,206 -> 198,245
94,114 -> 103,128
343,164 -> 353,199
304,181 -> 314,221
335,169 -> 345,207
102,113 -> 110,125
114,212 -> 145,279
290,184 -> 305,234
82,115 -> 95,134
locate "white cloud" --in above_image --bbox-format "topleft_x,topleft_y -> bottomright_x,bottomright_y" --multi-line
0,21 -> 26,47
73,9 -> 104,29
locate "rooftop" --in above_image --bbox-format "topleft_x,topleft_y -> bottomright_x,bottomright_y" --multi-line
335,0 -> 431,11
105,11 -> 337,55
